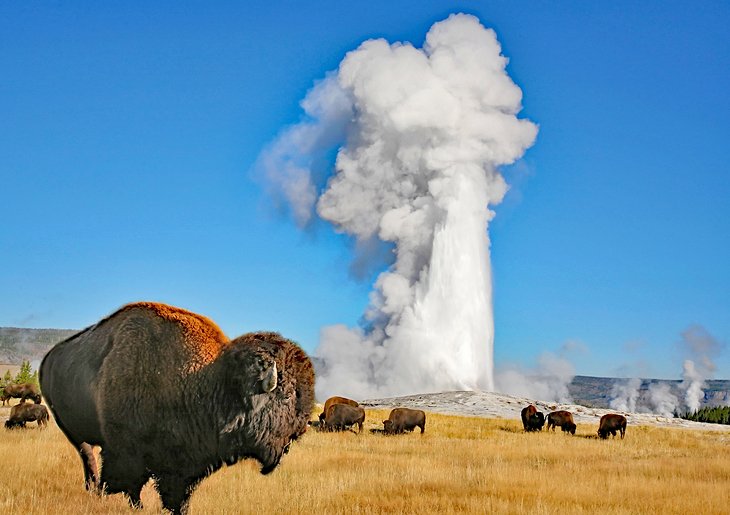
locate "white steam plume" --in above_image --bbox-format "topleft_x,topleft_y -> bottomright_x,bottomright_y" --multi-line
607,325 -> 725,416
647,383 -> 679,418
494,342 -> 582,403
609,377 -> 642,413
258,14 -> 537,399
678,325 -> 723,413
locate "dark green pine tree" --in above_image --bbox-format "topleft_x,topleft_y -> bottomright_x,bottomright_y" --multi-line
14,359 -> 39,388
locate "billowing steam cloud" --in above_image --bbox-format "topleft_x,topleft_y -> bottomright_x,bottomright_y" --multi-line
495,341 -> 584,403
258,14 -> 537,399
609,324 -> 724,416
609,377 -> 641,413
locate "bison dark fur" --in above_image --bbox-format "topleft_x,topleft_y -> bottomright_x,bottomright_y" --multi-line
318,396 -> 359,427
547,410 -> 576,435
382,408 -> 426,435
1,382 -> 41,405
40,302 -> 315,515
526,412 -> 545,432
324,403 -> 365,433
598,413 -> 627,439
521,405 -> 546,432
5,402 -> 49,429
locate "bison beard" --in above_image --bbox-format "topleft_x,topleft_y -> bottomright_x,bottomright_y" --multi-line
39,302 -> 315,515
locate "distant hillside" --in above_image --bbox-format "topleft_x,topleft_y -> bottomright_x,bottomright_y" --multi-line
568,375 -> 730,410
3,332 -> 728,411
0,327 -> 78,363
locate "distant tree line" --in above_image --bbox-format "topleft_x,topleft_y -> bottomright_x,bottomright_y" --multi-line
680,406 -> 730,425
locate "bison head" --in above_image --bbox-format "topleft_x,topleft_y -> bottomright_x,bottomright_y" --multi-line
218,332 -> 314,474
4,419 -> 22,429
382,420 -> 394,434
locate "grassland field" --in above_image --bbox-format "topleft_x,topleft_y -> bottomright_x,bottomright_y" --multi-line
1,401 -> 728,514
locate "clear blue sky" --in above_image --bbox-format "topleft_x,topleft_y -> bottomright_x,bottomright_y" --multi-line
2,1 -> 728,380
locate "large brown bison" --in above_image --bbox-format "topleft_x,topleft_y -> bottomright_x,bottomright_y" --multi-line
324,403 -> 365,433
598,413 -> 627,439
5,402 -> 49,429
521,405 -> 537,430
318,396 -> 359,427
547,410 -> 576,435
0,382 -> 42,405
521,405 -> 545,432
382,408 -> 426,434
40,302 -> 315,515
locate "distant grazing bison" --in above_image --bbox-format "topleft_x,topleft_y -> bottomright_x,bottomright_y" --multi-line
318,396 -> 359,427
324,403 -> 365,433
5,402 -> 49,429
547,410 -> 576,435
521,405 -> 545,432
1,383 -> 41,405
40,302 -> 315,514
382,408 -> 426,435
598,414 -> 627,439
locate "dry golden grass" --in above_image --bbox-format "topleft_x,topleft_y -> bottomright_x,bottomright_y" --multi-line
1,404 -> 728,514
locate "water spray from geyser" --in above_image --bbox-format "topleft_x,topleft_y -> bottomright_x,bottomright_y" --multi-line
260,14 -> 537,399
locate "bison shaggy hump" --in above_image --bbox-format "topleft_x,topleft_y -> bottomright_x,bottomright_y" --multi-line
40,302 -> 315,515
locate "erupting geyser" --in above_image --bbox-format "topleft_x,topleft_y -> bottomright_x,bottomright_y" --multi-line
259,14 -> 537,399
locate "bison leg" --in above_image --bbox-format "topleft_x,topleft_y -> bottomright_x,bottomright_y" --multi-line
156,474 -> 198,515
78,443 -> 100,491
419,422 -> 425,434
100,449 -> 149,509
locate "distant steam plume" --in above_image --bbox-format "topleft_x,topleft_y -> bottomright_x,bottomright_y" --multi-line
678,324 -> 723,412
258,14 -> 537,399
609,377 -> 641,413
609,325 -> 725,416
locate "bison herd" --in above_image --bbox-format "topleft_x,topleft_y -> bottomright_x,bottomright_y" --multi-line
521,404 -> 627,439
317,396 -> 427,435
1,302 -> 631,515
2,382 -> 49,429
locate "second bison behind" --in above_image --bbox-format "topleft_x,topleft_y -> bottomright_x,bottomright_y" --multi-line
383,408 -> 426,434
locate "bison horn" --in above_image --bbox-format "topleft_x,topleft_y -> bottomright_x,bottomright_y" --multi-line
261,362 -> 278,393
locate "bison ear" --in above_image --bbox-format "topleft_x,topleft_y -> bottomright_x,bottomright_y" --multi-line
261,362 -> 277,393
